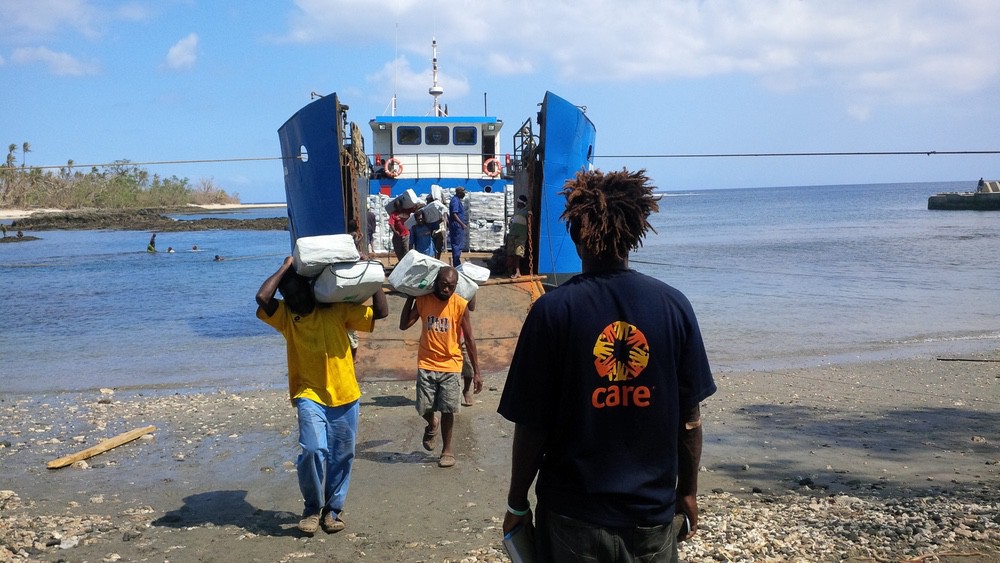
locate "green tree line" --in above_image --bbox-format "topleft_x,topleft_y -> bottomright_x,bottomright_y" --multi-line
1,142 -> 239,209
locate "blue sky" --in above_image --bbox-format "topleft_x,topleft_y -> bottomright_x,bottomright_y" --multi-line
2,0 -> 998,203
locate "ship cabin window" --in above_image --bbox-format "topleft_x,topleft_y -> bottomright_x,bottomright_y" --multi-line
397,126 -> 422,145
425,126 -> 449,145
453,127 -> 477,146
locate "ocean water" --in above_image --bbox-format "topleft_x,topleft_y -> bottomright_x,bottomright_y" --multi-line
2,181 -> 998,395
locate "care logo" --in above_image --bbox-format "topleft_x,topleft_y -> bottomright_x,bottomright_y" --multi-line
591,321 -> 652,408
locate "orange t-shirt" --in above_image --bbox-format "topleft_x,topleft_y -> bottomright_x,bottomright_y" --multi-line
415,293 -> 468,373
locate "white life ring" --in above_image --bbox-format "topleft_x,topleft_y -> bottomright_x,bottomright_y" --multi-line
385,157 -> 403,178
483,157 -> 501,178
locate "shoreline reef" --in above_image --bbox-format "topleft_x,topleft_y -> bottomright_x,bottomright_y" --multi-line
0,205 -> 288,232
2,356 -> 998,562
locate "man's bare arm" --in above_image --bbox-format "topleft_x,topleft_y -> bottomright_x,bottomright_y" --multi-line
676,403 -> 704,541
256,257 -> 293,317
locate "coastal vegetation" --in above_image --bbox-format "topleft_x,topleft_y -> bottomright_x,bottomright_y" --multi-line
1,142 -> 239,210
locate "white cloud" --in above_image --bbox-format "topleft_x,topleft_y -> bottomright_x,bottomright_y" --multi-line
487,53 -> 534,76
1,0 -> 101,41
366,56 -> 470,111
165,33 -> 199,71
280,0 -> 1000,114
11,46 -> 99,76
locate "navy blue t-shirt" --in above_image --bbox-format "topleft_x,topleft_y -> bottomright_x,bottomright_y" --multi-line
498,269 -> 715,528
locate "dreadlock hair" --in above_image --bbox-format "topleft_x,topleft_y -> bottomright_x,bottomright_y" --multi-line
560,168 -> 659,262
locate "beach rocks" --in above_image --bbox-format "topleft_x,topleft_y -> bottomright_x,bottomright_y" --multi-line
679,489 -> 1000,561
2,372 -> 998,562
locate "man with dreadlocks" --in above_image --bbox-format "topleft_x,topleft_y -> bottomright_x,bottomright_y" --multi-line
498,169 -> 716,562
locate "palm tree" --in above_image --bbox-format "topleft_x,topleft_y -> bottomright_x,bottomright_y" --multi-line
21,142 -> 31,168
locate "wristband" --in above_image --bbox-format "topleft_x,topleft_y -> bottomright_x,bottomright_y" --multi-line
506,503 -> 530,516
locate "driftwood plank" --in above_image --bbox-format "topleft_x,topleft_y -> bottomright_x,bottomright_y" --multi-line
47,425 -> 157,469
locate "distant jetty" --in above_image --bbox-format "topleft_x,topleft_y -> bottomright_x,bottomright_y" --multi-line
927,178 -> 1000,210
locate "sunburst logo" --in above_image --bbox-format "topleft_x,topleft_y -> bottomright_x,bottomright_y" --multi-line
592,321 -> 650,382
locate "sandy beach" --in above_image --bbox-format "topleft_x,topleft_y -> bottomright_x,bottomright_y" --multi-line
2,354 -> 998,562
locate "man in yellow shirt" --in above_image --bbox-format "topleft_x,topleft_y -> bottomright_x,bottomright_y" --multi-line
257,256 -> 388,534
398,267 -> 481,468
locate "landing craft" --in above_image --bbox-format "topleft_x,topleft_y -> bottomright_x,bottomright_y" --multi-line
277,41 -> 596,284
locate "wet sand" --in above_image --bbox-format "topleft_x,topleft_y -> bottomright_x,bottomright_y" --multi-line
3,354 -> 998,562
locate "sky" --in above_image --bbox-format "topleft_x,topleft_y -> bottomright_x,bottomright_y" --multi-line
2,0 -> 999,203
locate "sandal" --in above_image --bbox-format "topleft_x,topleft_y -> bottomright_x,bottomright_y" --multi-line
438,453 -> 456,468
422,422 -> 438,451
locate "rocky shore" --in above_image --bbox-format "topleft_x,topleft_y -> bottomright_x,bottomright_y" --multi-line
2,355 -> 998,562
5,208 -> 288,232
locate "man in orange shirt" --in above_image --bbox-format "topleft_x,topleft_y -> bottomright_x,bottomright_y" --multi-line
398,267 -> 481,467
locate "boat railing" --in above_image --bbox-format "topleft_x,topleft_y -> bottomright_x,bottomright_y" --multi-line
510,118 -> 538,174
371,152 -> 508,180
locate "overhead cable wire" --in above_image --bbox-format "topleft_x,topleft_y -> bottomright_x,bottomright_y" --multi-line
11,149 -> 1000,172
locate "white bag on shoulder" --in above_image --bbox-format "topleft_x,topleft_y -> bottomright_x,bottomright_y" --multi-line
313,260 -> 386,303
457,262 -> 491,284
388,250 -> 478,300
293,234 -> 361,277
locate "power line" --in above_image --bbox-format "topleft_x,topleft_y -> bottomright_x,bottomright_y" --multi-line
593,149 -> 1000,159
10,148 -> 1000,172
15,156 -> 293,171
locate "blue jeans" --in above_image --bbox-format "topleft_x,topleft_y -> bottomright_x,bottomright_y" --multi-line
295,398 -> 359,516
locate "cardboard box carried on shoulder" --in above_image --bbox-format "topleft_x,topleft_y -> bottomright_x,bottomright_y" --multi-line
383,188 -> 419,213
388,250 -> 477,300
313,260 -> 386,304
422,200 -> 446,224
292,234 -> 361,277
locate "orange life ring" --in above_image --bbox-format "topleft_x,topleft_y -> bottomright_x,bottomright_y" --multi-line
483,157 -> 501,177
385,157 -> 403,178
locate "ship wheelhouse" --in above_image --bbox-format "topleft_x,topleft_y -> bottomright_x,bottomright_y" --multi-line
369,116 -> 506,196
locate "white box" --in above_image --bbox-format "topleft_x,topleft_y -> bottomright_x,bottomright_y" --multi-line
384,188 -> 419,213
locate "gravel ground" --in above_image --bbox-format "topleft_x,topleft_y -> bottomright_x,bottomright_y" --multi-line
2,355 -> 998,562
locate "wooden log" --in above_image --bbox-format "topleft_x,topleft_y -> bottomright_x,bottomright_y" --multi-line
47,425 -> 157,469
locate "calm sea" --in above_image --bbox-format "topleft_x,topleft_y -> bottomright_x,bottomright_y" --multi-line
2,182 -> 998,395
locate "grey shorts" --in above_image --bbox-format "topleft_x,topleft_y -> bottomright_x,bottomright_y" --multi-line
415,368 -> 461,415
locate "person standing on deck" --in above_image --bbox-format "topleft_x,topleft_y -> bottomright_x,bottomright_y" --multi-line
388,205 -> 410,261
447,188 -> 468,266
505,194 -> 531,278
425,194 -> 448,260
409,208 -> 436,258
499,169 -> 716,562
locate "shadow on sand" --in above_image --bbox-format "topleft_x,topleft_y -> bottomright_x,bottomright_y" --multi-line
152,490 -> 301,537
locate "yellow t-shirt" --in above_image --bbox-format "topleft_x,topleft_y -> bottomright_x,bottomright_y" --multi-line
257,300 -> 374,407
415,293 -> 468,373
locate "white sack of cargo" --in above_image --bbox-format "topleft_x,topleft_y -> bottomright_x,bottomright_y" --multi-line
430,184 -> 444,202
383,188 -> 419,213
388,250 -> 478,300
313,260 -> 386,304
457,262 -> 491,284
293,234 -> 361,277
